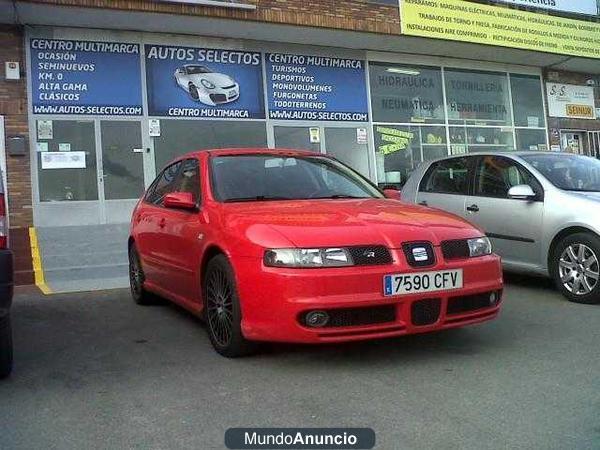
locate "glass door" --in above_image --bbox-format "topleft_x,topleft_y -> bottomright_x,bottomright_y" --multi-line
100,120 -> 144,223
273,126 -> 320,152
323,127 -> 370,178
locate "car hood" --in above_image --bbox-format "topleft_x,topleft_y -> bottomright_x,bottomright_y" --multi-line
189,72 -> 235,86
221,198 -> 484,249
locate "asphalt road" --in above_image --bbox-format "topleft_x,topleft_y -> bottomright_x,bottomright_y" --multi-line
1,275 -> 599,450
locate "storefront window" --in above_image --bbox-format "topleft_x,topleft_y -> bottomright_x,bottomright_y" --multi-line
37,120 -> 98,202
369,64 -> 445,124
154,120 -> 267,172
516,129 -> 548,151
510,74 -> 545,128
464,127 -> 515,152
373,125 -> 447,187
445,69 -> 512,126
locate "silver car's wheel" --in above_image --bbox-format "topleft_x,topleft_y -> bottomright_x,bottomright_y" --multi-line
552,233 -> 600,304
558,244 -> 599,295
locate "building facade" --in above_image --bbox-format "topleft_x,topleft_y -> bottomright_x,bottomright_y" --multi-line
0,0 -> 599,289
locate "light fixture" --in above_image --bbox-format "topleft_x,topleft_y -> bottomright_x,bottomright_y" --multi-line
386,67 -> 421,76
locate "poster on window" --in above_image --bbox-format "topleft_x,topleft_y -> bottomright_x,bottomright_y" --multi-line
546,83 -> 597,120
145,44 -> 265,119
266,53 -> 369,122
30,39 -> 143,116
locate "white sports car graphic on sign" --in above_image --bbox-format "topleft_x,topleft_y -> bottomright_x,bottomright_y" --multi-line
174,65 -> 240,106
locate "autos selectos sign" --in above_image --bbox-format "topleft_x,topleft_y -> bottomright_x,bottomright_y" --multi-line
30,39 -> 143,115
266,53 -> 369,122
546,83 -> 597,120
145,45 -> 265,119
490,0 -> 598,16
400,0 -> 600,59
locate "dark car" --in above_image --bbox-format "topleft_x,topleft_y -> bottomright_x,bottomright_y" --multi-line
0,167 -> 13,378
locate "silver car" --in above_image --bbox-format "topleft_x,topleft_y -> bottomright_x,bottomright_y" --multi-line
401,152 -> 600,304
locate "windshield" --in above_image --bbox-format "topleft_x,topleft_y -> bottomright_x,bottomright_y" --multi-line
210,154 -> 383,202
186,66 -> 210,74
521,153 -> 600,192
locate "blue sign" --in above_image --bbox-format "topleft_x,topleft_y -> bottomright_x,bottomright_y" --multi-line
30,39 -> 143,116
266,53 -> 369,121
145,45 -> 265,119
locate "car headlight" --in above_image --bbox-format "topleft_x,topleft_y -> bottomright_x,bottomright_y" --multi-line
201,79 -> 215,89
468,237 -> 492,257
264,248 -> 354,268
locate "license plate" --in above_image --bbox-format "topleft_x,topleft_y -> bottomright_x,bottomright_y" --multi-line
384,269 -> 463,296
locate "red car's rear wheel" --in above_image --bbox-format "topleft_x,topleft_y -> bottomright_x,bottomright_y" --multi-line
203,255 -> 254,357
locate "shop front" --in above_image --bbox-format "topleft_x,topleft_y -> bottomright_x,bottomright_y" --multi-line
27,28 -> 549,229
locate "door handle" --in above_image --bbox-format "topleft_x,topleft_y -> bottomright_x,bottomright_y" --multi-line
418,201 -> 428,206
466,204 -> 480,213
158,218 -> 166,229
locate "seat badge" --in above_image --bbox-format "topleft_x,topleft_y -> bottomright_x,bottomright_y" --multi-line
412,247 -> 429,262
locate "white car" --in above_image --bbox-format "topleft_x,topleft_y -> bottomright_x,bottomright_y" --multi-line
174,65 -> 239,106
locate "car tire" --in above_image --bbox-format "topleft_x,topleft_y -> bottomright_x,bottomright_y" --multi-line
188,83 -> 200,101
0,314 -> 13,379
129,244 -> 156,306
203,255 -> 255,357
551,232 -> 600,304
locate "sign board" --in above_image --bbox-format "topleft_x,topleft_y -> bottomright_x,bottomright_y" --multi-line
266,53 -> 369,121
153,0 -> 256,9
145,44 -> 264,119
40,151 -> 86,169
400,0 -> 600,60
30,39 -> 143,115
490,0 -> 598,16
547,83 -> 597,120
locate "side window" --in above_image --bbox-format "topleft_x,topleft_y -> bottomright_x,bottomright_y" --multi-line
475,156 -> 540,199
173,158 -> 201,204
145,161 -> 182,205
420,158 -> 470,195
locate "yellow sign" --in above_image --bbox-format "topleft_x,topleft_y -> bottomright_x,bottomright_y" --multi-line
376,126 -> 415,155
566,104 -> 594,118
400,0 -> 600,60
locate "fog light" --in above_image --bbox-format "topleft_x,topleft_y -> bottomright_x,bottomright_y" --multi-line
305,311 -> 329,328
489,292 -> 498,305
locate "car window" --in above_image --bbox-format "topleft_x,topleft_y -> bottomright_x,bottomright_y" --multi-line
475,156 -> 539,199
210,155 -> 382,202
420,158 -> 470,195
145,161 -> 182,206
521,153 -> 600,192
172,158 -> 201,204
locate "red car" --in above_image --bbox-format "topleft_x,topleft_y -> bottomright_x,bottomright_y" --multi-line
129,149 -> 503,357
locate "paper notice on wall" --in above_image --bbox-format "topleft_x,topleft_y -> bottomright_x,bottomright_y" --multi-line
149,119 -> 161,137
356,128 -> 368,145
41,151 -> 86,169
59,143 -> 71,152
36,142 -> 49,152
37,120 -> 53,140
309,127 -> 320,143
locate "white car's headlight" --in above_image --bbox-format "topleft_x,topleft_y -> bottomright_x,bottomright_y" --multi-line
201,79 -> 215,89
468,237 -> 492,257
264,248 -> 354,268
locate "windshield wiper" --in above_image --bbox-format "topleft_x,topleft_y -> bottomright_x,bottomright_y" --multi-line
310,194 -> 370,199
223,196 -> 291,203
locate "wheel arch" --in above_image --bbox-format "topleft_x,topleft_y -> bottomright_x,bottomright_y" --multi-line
128,236 -> 135,252
547,226 -> 599,273
200,245 -> 228,286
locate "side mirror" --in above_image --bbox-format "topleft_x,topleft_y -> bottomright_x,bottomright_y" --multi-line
508,184 -> 536,200
163,192 -> 197,211
383,187 -> 402,200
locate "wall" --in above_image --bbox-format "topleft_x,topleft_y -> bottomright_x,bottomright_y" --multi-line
0,25 -> 34,285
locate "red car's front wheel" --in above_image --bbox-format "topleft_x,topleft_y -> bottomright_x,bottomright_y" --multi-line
203,255 -> 254,357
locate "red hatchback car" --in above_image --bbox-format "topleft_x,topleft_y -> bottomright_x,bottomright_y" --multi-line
129,149 -> 503,357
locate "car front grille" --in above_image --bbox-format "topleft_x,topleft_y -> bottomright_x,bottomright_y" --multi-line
300,305 -> 396,328
348,246 -> 393,266
210,93 -> 228,103
411,298 -> 441,326
441,240 -> 470,260
447,291 -> 500,315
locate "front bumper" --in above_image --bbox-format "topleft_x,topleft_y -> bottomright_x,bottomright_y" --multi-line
233,252 -> 503,344
0,249 -> 14,317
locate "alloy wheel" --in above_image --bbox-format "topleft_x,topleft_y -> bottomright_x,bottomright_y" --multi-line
129,251 -> 143,298
206,267 -> 234,347
558,243 -> 600,296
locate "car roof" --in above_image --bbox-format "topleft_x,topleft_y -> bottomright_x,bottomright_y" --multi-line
423,151 -> 567,166
179,148 -> 324,159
